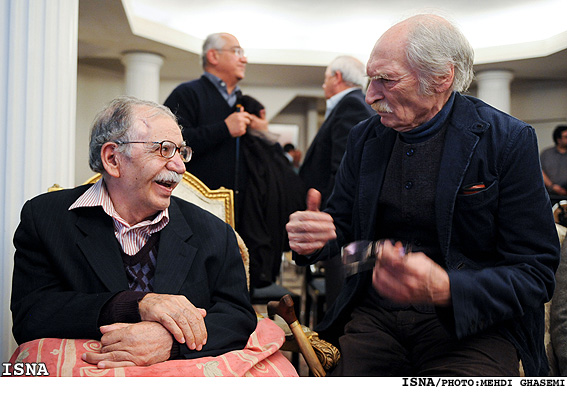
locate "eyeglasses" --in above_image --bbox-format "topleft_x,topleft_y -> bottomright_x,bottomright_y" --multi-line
217,47 -> 246,58
114,140 -> 192,163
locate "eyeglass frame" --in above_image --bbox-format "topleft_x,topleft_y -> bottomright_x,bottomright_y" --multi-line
113,140 -> 193,163
216,46 -> 246,58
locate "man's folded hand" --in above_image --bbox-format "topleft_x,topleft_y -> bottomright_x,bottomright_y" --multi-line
138,293 -> 208,351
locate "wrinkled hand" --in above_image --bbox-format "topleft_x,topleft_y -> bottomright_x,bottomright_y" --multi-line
225,110 -> 251,137
286,189 -> 336,255
372,240 -> 451,306
82,322 -> 172,368
138,293 -> 207,350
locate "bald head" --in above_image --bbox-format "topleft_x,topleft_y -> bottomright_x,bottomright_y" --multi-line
365,14 -> 474,131
375,14 -> 474,95
201,32 -> 247,91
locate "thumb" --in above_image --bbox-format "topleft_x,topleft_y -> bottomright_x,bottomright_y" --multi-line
306,188 -> 321,212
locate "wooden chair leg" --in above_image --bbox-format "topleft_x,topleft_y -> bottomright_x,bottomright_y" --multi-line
268,294 -> 326,377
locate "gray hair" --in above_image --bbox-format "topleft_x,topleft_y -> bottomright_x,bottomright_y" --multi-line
202,33 -> 228,69
404,14 -> 474,95
89,96 -> 177,173
328,55 -> 367,88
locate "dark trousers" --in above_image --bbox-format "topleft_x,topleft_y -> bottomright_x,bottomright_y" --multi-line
330,304 -> 519,376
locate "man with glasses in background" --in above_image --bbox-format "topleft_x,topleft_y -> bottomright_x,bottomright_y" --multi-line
11,96 -> 256,369
164,33 -> 304,291
164,33 -> 263,230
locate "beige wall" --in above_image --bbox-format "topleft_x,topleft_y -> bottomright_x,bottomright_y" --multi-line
511,80 -> 567,152
75,65 -> 124,183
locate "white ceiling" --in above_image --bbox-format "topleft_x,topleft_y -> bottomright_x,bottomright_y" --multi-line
78,0 -> 567,88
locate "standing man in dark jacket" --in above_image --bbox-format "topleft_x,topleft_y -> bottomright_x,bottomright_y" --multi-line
164,35 -> 305,288
299,55 -> 374,209
287,14 -> 559,376
164,33 -> 263,228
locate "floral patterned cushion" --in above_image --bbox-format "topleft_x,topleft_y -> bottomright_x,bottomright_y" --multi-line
9,317 -> 297,377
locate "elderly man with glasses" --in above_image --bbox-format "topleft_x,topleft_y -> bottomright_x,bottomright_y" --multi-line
11,96 -> 257,368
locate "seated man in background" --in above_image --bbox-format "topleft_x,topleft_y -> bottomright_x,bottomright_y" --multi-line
11,96 -> 256,369
541,125 -> 567,199
283,143 -> 302,171
287,14 -> 559,376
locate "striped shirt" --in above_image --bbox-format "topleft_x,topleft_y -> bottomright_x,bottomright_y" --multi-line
69,179 -> 169,255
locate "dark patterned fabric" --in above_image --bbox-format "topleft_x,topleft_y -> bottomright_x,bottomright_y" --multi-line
121,233 -> 160,292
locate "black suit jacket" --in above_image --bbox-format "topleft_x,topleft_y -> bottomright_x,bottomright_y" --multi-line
11,184 -> 257,359
299,89 -> 374,207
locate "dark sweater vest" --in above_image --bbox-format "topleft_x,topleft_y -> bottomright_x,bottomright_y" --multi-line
367,126 -> 447,312
98,233 -> 160,326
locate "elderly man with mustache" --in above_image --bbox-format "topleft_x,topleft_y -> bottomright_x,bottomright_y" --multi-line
286,14 -> 559,376
11,96 -> 256,368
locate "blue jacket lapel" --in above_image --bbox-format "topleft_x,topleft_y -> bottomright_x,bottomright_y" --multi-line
435,95 -> 489,259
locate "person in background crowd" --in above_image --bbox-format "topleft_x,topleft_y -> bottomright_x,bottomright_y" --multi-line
164,32 -> 258,228
164,34 -> 306,289
283,143 -> 302,171
541,125 -> 567,199
299,55 -> 374,209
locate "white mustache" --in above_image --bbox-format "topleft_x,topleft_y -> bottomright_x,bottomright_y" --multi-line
371,101 -> 393,114
153,171 -> 182,184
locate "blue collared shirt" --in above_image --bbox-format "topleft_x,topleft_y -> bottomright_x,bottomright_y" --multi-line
324,87 -> 359,119
203,72 -> 241,107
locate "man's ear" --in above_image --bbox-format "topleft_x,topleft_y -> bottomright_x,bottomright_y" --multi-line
435,64 -> 455,93
100,142 -> 121,178
334,70 -> 344,85
206,49 -> 219,66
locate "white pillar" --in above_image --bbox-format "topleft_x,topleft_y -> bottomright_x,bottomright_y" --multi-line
305,99 -> 319,150
476,70 -> 514,113
0,0 -> 78,362
121,51 -> 164,102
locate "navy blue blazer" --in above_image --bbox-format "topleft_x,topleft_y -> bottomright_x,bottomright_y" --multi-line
299,89 -> 374,207
11,185 -> 257,359
298,93 -> 559,376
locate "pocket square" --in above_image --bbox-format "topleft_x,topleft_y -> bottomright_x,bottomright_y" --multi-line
462,182 -> 486,195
